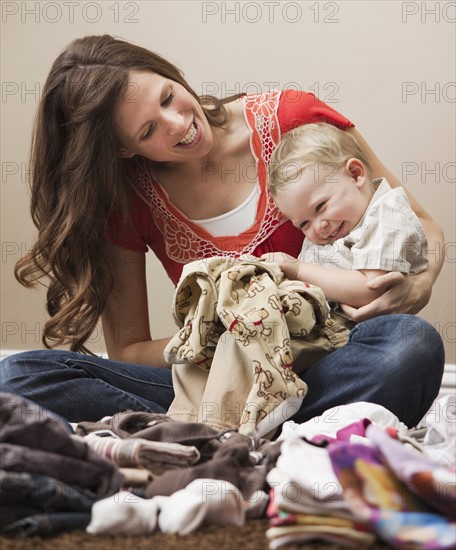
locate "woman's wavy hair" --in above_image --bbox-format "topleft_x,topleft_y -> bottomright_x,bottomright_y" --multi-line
15,34 -> 235,353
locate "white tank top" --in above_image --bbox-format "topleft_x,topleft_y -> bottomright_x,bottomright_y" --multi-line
190,184 -> 260,237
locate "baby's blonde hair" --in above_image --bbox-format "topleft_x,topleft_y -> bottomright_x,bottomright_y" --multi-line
269,123 -> 371,195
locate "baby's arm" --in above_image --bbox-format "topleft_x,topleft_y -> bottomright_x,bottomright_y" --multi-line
267,252 -> 386,307
295,262 -> 387,307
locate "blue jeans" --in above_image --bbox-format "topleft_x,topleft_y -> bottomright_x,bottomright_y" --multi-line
293,314 -> 444,428
0,315 -> 444,428
1,470 -> 93,537
2,513 -> 91,537
0,350 -> 174,422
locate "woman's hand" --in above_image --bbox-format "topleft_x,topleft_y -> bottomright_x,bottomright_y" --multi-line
340,270 -> 433,321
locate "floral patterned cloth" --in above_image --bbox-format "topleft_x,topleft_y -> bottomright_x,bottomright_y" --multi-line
267,415 -> 456,549
328,426 -> 456,549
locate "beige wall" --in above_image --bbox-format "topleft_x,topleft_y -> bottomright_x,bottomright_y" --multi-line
1,1 -> 455,362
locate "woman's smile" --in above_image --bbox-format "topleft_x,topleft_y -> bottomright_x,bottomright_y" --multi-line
115,71 -> 213,162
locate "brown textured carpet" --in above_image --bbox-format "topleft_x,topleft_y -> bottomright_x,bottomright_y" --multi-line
0,519 -> 392,549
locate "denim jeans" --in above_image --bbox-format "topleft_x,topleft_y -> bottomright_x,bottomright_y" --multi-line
292,314 -> 444,427
2,512 -> 91,537
0,315 -> 444,428
0,470 -> 93,536
0,350 -> 175,422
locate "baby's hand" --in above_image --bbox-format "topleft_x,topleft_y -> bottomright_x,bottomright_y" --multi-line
261,252 -> 300,280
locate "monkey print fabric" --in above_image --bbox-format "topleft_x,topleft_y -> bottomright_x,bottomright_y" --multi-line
164,256 -> 349,437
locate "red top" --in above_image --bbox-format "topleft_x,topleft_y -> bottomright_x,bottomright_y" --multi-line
107,90 -> 354,285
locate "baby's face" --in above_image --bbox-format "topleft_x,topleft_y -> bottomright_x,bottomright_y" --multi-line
274,163 -> 371,244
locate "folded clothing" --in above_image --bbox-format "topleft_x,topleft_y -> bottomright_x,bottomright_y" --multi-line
0,392 -> 124,499
84,432 -> 200,469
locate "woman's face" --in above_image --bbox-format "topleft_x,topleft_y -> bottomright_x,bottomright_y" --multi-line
115,70 -> 214,163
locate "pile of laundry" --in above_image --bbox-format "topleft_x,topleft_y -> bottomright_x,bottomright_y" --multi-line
0,392 -> 123,536
0,392 -> 275,537
266,400 -> 456,549
1,392 -> 455,549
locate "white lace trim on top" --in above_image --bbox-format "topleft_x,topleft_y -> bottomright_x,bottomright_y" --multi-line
190,184 -> 260,237
129,90 -> 283,264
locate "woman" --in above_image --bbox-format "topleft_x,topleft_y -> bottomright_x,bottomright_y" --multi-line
0,35 -> 444,427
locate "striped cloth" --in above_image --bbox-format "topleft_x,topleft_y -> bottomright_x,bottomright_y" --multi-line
84,433 -> 200,469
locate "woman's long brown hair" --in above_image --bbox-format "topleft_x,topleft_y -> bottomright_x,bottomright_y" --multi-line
15,34 -> 235,353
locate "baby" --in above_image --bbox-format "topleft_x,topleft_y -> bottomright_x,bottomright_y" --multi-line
267,123 -> 428,311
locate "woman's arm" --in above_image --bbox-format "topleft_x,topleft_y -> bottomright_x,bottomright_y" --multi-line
101,243 -> 171,367
345,128 -> 444,320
